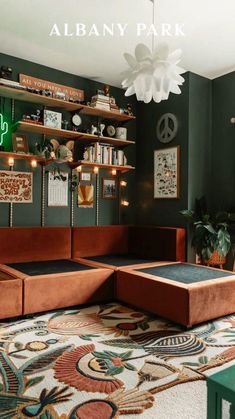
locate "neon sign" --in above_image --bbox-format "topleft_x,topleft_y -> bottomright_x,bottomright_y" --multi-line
0,113 -> 9,146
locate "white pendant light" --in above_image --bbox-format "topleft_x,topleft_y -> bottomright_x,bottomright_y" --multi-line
121,1 -> 186,103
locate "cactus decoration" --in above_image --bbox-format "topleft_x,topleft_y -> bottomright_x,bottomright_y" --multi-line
0,113 -> 9,146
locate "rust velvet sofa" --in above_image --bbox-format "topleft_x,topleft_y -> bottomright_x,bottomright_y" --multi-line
0,227 -> 114,318
72,225 -> 186,270
0,225 -> 186,320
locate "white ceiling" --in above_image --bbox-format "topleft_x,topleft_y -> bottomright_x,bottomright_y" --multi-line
0,0 -> 235,87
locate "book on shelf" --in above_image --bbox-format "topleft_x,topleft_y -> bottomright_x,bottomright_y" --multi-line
83,143 -> 127,166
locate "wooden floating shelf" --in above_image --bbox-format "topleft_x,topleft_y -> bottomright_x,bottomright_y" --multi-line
78,133 -> 135,147
80,105 -> 136,122
70,160 -> 135,173
0,85 -> 135,122
0,84 -> 84,111
13,121 -> 135,146
0,151 -> 46,163
13,121 -> 81,139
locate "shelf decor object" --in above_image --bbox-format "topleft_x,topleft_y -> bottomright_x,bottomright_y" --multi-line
0,113 -> 9,149
121,0 -> 185,103
154,146 -> 180,199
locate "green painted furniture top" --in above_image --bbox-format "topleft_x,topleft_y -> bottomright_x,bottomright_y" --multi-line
207,365 -> 235,396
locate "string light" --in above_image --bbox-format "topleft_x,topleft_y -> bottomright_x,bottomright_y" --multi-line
31,159 -> 37,168
76,166 -> 82,172
121,199 -> 129,207
8,157 -> 14,167
111,169 -> 117,175
120,180 -> 127,187
93,166 -> 99,174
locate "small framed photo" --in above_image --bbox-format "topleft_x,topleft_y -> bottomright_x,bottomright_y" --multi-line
102,178 -> 117,199
80,172 -> 92,182
12,134 -> 29,154
44,109 -> 62,129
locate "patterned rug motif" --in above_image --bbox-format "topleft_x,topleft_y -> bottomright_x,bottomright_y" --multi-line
0,302 -> 235,418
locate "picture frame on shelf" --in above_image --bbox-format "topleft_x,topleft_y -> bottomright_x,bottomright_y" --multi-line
102,178 -> 117,199
80,172 -> 92,182
154,145 -> 180,199
44,109 -> 62,129
12,134 -> 29,154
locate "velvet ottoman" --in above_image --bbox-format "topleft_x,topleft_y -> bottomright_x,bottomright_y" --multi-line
117,262 -> 235,327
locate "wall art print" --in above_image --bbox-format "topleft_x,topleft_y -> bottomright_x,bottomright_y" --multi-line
0,170 -> 33,203
154,146 -> 180,199
78,184 -> 94,208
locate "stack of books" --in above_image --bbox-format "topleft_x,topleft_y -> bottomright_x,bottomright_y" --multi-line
83,143 -> 127,166
110,97 -> 120,114
90,94 -> 110,111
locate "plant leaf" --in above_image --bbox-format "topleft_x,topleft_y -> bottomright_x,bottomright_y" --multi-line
25,375 -> 44,389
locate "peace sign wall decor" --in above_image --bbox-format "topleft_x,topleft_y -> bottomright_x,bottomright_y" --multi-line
154,146 -> 180,199
156,113 -> 178,143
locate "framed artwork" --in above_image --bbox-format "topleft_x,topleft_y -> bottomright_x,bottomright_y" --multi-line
44,109 -> 62,129
80,172 -> 92,182
12,134 -> 29,154
154,146 -> 180,199
102,178 -> 117,199
0,170 -> 33,203
78,185 -> 94,208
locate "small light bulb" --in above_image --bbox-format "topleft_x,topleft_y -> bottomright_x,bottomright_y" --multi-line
94,166 -> 99,174
120,180 -> 127,187
76,166 -> 82,172
121,199 -> 129,207
31,159 -> 37,168
8,157 -> 14,167
111,169 -> 117,176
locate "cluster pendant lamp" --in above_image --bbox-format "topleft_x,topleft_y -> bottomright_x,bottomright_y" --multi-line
122,0 -> 185,103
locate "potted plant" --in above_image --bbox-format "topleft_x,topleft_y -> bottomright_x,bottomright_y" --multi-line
180,196 -> 232,267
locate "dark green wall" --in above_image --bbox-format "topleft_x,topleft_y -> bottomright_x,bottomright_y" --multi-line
212,71 -> 235,212
136,74 -> 190,227
136,72 -> 212,261
0,53 -> 136,227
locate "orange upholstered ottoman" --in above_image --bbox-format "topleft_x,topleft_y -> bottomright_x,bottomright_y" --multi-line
0,268 -> 23,319
117,262 -> 235,327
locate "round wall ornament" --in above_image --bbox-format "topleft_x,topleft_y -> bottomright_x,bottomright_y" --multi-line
156,113 -> 178,143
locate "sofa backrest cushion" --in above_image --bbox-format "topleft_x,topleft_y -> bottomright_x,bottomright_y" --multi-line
72,226 -> 129,257
129,226 -> 186,261
0,227 -> 71,263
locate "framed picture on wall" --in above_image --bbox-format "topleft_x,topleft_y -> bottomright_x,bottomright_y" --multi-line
12,134 -> 29,154
80,172 -> 92,182
154,146 -> 180,199
102,178 -> 117,199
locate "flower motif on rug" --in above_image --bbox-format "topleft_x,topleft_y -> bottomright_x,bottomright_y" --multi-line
54,344 -> 126,393
68,387 -> 154,418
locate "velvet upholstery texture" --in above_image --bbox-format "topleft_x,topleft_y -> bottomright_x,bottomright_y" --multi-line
116,262 -> 235,327
23,268 -> 114,314
72,225 -> 186,261
0,271 -> 23,318
0,227 -> 71,263
72,225 -> 130,257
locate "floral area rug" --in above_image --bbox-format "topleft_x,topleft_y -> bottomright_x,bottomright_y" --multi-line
0,302 -> 235,419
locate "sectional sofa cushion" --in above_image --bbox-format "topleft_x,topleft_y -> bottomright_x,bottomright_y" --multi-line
117,262 -> 235,327
7,259 -> 96,276
23,267 -> 114,314
0,271 -> 23,319
0,227 -> 71,263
